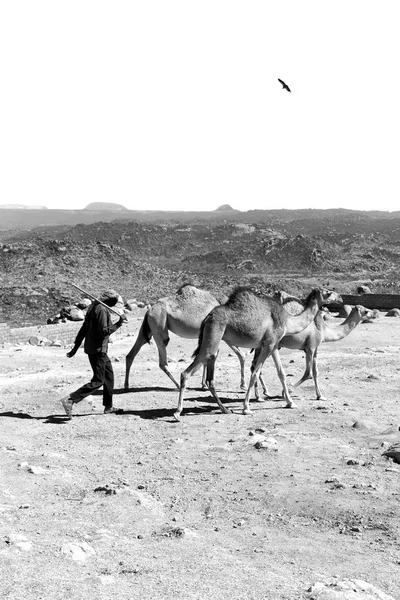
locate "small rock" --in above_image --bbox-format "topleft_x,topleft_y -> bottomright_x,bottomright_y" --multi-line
346,459 -> 360,466
254,437 -> 278,451
5,533 -> 32,552
61,541 -> 95,561
94,484 -> 118,495
27,465 -> 46,475
308,577 -> 396,599
382,443 -> 400,464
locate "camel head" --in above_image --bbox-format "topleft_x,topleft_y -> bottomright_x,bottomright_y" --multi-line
353,304 -> 373,321
304,288 -> 342,308
319,288 -> 342,306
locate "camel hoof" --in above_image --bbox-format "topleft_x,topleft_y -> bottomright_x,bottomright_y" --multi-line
285,402 -> 298,409
173,411 -> 182,422
240,384 -> 247,391
242,408 -> 253,415
221,408 -> 232,415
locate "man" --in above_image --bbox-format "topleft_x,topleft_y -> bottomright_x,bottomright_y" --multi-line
60,289 -> 127,419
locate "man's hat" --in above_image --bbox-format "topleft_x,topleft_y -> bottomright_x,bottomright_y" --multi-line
99,289 -> 120,302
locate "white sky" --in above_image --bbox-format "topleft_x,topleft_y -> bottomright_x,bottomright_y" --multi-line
0,1 -> 399,212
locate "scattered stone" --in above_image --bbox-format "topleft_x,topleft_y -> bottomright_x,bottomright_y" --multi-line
157,526 -> 186,538
28,336 -> 52,346
19,504 -> 30,509
352,420 -> 378,431
69,307 -> 85,321
366,374 -> 380,380
18,462 -> 46,475
382,443 -> 400,464
61,541 -> 95,561
76,298 -> 92,309
5,533 -> 32,552
254,437 -> 278,451
247,433 -> 267,446
94,484 -> 120,495
346,459 -> 360,466
51,340 -> 63,347
28,465 -> 46,475
308,577 -> 396,599
325,477 -> 345,489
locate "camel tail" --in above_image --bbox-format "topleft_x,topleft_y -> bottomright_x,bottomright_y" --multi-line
142,312 -> 153,344
192,315 -> 208,358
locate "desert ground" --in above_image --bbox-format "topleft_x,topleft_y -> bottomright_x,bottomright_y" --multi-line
1,310 -> 400,599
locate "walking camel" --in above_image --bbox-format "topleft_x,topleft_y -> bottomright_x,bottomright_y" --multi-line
124,284 -> 246,390
255,303 -> 371,401
175,286 -> 342,421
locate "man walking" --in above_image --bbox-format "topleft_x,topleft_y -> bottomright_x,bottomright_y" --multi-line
60,289 -> 127,419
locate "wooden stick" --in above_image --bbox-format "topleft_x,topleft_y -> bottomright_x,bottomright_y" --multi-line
71,283 -> 123,317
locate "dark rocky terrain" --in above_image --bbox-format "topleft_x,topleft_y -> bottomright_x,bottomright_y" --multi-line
1,207 -> 400,326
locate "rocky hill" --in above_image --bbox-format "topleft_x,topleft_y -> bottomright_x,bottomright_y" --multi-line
1,209 -> 400,326
83,202 -> 128,211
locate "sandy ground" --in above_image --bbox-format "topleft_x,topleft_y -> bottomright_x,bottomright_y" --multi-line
1,314 -> 400,599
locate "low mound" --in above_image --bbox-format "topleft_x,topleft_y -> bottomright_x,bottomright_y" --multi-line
83,202 -> 128,211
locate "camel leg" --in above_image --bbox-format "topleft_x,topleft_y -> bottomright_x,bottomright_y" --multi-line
251,350 -> 272,401
201,365 -> 207,388
175,357 -> 204,421
175,319 -> 226,421
251,350 -> 267,402
205,354 -> 231,415
254,371 -> 274,401
311,350 -> 325,400
225,343 -> 246,390
152,331 -> 180,389
242,345 -> 273,415
292,348 -> 313,390
271,350 -> 297,408
125,323 -> 151,390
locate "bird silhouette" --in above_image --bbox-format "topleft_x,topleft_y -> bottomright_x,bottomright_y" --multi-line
278,78 -> 291,92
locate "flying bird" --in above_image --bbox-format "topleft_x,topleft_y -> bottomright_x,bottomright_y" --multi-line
278,78 -> 291,92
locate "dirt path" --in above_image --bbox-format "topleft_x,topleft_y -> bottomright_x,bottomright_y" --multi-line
1,315 -> 400,599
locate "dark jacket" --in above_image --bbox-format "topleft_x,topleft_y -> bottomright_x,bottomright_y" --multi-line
74,303 -> 121,354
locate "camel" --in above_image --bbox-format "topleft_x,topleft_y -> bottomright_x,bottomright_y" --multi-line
124,284 -> 246,390
175,286 -> 342,420
255,303 -> 372,401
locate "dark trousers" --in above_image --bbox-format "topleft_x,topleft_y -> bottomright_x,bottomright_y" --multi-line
70,352 -> 114,408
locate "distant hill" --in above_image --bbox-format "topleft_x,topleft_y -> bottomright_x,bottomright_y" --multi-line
0,204 -> 47,210
215,204 -> 238,212
83,202 -> 128,211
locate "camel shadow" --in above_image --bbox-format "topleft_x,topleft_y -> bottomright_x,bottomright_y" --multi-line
113,386 -> 177,394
